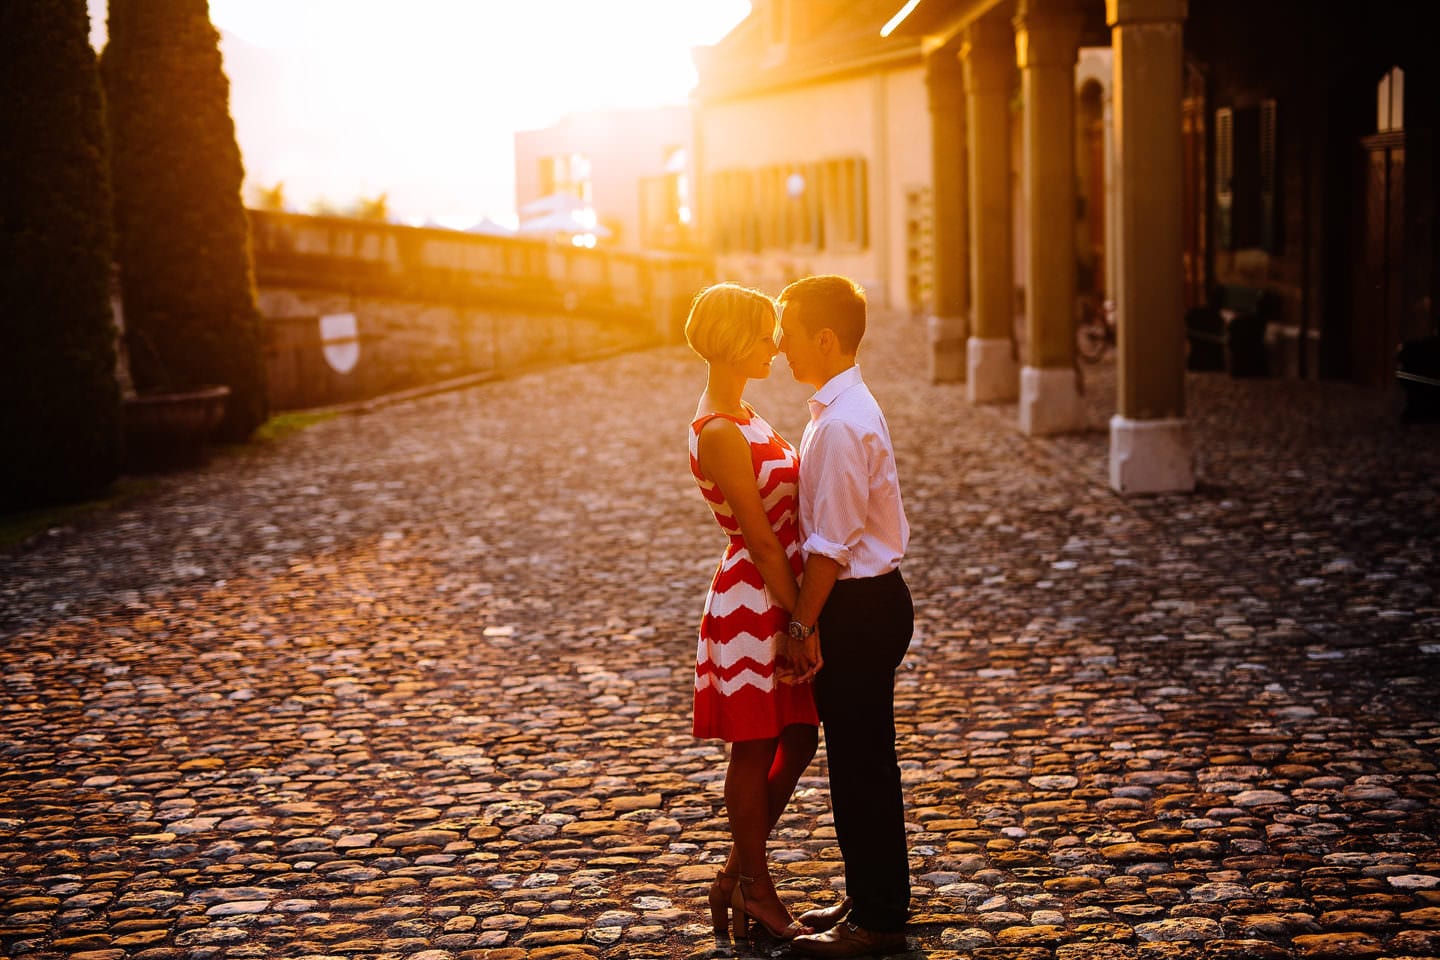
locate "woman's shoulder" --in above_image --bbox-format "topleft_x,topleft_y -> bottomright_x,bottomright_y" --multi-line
692,410 -> 745,433
693,413 -> 750,452
692,400 -> 758,429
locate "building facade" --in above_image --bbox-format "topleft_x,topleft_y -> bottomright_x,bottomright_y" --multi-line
691,3 -> 1112,350
1186,0 -> 1437,386
691,0 -> 935,310
513,105 -> 695,251
695,0 -> 1436,495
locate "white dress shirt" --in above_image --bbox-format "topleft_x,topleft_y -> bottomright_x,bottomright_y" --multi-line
798,365 -> 909,580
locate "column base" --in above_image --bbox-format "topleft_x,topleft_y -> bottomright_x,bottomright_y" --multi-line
927,315 -> 967,384
1019,365 -> 1084,435
1109,414 -> 1195,495
967,337 -> 1018,403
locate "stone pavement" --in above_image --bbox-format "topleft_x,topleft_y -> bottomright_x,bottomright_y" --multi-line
2,311 -> 1438,960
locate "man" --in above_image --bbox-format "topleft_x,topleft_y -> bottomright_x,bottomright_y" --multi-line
777,275 -> 913,957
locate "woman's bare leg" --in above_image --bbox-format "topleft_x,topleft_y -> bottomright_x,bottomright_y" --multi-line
722,724 -> 819,888
767,723 -> 818,822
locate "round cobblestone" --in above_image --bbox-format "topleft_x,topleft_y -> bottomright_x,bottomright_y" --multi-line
2,313 -> 1438,959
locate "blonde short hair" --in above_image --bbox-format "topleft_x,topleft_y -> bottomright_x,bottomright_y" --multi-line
684,282 -> 778,364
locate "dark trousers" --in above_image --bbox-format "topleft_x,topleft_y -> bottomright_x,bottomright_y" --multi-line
813,567 -> 913,933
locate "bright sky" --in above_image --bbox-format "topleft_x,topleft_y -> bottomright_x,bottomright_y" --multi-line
87,1 -> 750,227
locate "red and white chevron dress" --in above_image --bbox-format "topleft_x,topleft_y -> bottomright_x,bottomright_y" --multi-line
688,408 -> 819,742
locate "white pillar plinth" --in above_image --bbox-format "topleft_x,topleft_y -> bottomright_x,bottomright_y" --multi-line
1109,414 -> 1195,494
928,314 -> 967,384
1019,365 -> 1083,435
967,336 -> 1017,403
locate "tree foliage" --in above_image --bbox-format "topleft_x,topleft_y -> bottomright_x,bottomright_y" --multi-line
0,0 -> 124,509
252,181 -> 288,212
103,0 -> 267,440
349,193 -> 391,223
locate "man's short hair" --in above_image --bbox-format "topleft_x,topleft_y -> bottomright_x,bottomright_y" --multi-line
778,275 -> 867,354
684,282 -> 778,364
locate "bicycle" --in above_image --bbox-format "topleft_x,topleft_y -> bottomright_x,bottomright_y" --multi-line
1076,293 -> 1115,363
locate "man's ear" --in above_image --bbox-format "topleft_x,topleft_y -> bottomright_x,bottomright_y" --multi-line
817,328 -> 837,354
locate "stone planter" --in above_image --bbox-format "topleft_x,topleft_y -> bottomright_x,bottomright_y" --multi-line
122,385 -> 231,472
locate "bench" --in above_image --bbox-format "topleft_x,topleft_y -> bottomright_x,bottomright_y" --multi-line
1397,335 -> 1440,422
1186,284 -> 1278,376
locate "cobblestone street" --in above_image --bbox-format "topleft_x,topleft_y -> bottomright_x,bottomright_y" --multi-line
3,312 -> 1439,960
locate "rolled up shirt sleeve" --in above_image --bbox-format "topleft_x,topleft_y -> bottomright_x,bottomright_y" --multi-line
799,419 -> 870,568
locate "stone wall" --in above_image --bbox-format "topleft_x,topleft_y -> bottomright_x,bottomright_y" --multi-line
247,211 -> 711,410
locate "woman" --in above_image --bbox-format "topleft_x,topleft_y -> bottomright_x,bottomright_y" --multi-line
685,282 -> 820,941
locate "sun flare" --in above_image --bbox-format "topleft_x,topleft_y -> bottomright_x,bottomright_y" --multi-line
87,1 -> 749,226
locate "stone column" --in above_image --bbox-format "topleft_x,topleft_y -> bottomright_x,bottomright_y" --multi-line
1103,76 -> 1120,313
963,13 -> 1018,404
1015,0 -> 1085,435
926,42 -> 970,383
1107,0 -> 1194,493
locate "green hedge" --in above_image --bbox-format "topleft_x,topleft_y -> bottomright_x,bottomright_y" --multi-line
0,0 -> 124,510
103,0 -> 267,441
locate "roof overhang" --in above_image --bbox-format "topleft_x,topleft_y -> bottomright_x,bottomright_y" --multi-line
694,44 -> 925,105
883,0 -> 1012,53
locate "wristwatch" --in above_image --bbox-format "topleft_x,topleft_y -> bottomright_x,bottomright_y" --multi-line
786,619 -> 816,641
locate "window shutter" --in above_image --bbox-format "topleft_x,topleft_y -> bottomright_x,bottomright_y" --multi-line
760,169 -> 771,251
1215,107 -> 1234,250
1219,105 -> 1262,249
1259,98 -> 1279,252
743,170 -> 759,252
854,157 -> 869,249
705,173 -> 720,250
784,165 -> 811,248
810,162 -> 826,249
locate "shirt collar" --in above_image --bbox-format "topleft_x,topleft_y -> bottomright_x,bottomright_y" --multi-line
807,364 -> 862,417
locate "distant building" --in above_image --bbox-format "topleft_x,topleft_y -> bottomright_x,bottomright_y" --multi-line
514,106 -> 695,251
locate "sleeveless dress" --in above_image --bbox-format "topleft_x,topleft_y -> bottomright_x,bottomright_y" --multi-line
689,406 -> 819,742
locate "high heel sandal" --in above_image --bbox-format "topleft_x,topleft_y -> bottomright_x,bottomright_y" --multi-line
729,873 -> 812,941
707,869 -> 738,934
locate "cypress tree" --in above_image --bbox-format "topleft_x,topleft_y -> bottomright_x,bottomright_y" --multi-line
0,0 -> 125,509
102,0 -> 267,441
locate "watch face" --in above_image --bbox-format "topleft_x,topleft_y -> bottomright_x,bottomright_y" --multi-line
787,622 -> 804,640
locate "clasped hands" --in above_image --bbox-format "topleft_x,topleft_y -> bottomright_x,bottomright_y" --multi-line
776,630 -> 823,685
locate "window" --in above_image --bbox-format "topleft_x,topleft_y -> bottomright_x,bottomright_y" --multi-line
1215,106 -> 1233,248
1214,101 -> 1278,252
708,170 -> 758,252
537,152 -> 591,203
784,165 -> 821,249
706,157 -> 867,254
758,166 -> 785,249
1378,66 -> 1404,133
1258,99 -> 1277,252
821,158 -> 868,249
667,146 -> 691,225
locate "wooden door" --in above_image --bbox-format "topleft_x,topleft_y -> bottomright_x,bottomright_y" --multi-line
1354,132 -> 1406,386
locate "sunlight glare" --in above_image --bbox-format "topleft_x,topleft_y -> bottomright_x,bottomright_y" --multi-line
87,0 -> 750,226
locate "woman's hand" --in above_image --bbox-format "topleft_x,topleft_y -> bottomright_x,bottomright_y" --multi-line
777,629 -> 823,685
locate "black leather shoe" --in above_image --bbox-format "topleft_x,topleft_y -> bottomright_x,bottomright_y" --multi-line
791,920 -> 907,957
797,897 -> 852,932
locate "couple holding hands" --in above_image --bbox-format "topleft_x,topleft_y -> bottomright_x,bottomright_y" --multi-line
686,275 -> 914,957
